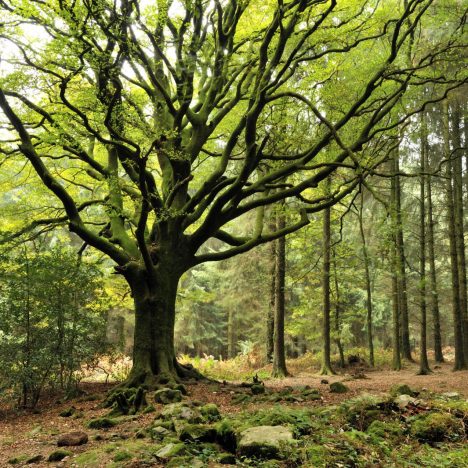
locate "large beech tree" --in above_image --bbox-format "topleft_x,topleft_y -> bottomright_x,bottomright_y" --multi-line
0,0 -> 463,386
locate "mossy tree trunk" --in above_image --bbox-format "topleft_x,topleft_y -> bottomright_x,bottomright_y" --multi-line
321,180 -> 335,375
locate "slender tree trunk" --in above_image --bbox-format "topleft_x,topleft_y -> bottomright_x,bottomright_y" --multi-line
321,180 -> 335,375
426,132 -> 444,363
332,248 -> 345,368
443,100 -> 467,370
359,189 -> 375,367
272,209 -> 289,377
451,100 -> 468,360
394,151 -> 413,361
227,308 -> 236,359
391,163 -> 402,371
418,111 -> 430,375
266,225 -> 276,363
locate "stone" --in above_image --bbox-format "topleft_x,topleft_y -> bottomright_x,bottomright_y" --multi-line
394,394 -> 418,409
179,424 -> 217,443
441,392 -> 460,400
329,382 -> 348,393
411,412 -> 463,442
150,425 -> 172,440
200,403 -> 221,422
390,384 -> 417,397
219,453 -> 237,464
251,384 -> 266,395
57,431 -> 89,447
160,402 -> 202,423
26,455 -> 44,464
155,442 -> 188,459
237,425 -> 295,459
154,388 -> 183,404
320,379 -> 329,384
87,417 -> 117,429
47,450 -> 72,462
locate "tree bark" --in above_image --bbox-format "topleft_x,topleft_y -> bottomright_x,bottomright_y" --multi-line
451,100 -> 468,360
332,248 -> 345,368
418,111 -> 430,375
426,128 -> 444,363
320,179 -> 335,375
443,99 -> 467,370
227,308 -> 237,359
394,151 -> 413,361
272,209 -> 289,377
266,226 -> 276,363
359,189 -> 375,367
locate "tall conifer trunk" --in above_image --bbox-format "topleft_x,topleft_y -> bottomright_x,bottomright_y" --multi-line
443,100 -> 467,370
418,112 -> 430,375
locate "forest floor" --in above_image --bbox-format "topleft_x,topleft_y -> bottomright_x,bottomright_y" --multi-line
0,360 -> 467,467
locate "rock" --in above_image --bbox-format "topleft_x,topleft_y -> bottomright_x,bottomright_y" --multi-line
155,442 -> 188,459
57,431 -> 89,446
394,394 -> 418,409
87,417 -> 117,429
160,402 -> 202,423
320,379 -> 329,384
150,425 -> 172,440
26,455 -> 44,464
390,384 -> 417,397
216,420 -> 237,452
200,403 -> 221,422
219,453 -> 237,464
411,412 -> 463,442
329,382 -> 348,393
237,425 -> 295,459
179,424 -> 217,443
174,384 -> 188,395
59,407 -> 76,417
251,384 -> 266,395
154,388 -> 183,404
48,450 -> 72,462
135,429 -> 147,439
441,392 -> 460,400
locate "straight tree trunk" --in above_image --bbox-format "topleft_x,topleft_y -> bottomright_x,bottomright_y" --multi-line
443,99 -> 467,370
359,189 -> 375,367
320,179 -> 335,375
332,248 -> 345,368
451,100 -> 468,360
394,151 -> 413,361
418,111 -> 430,375
391,161 -> 402,371
426,133 -> 444,363
266,221 -> 276,363
227,308 -> 236,359
272,209 -> 289,377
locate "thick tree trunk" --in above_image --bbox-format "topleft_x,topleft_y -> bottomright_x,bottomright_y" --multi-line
272,209 -> 289,377
418,112 -> 430,375
426,132 -> 444,363
443,100 -> 467,370
359,190 -> 375,367
227,308 -> 237,359
321,184 -> 335,375
394,152 -> 413,361
122,261 -> 200,388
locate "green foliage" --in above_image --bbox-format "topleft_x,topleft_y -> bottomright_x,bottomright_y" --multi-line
0,243 -> 110,407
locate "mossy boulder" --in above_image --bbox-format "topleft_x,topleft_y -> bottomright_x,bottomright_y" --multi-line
390,384 -> 417,397
219,453 -> 237,464
200,403 -> 221,422
411,412 -> 463,442
179,423 -> 217,443
216,419 -> 237,452
330,382 -> 349,393
87,417 -> 117,429
149,425 -> 172,440
237,425 -> 295,459
251,384 -> 266,395
105,387 -> 147,416
59,407 -> 76,417
47,450 -> 72,462
154,388 -> 183,404
25,455 -> 44,464
159,402 -> 203,423
155,442 -> 188,459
